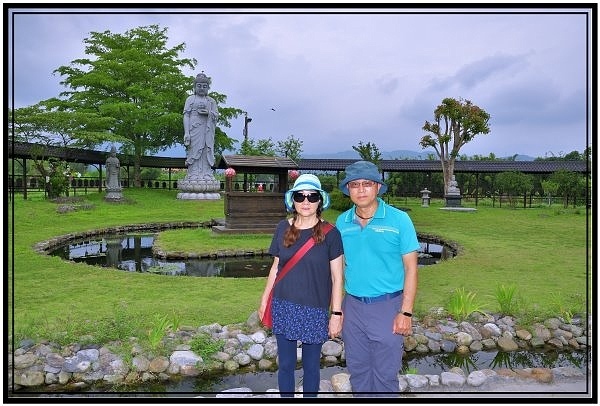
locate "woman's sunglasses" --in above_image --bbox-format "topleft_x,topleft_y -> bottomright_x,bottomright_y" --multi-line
292,191 -> 321,203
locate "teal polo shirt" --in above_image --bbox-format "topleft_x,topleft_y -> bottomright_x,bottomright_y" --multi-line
336,197 -> 420,297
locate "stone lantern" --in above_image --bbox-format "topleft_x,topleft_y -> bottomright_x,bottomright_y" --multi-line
420,188 -> 431,207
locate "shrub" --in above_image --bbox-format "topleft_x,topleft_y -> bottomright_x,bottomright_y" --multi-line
190,333 -> 224,360
329,188 -> 353,212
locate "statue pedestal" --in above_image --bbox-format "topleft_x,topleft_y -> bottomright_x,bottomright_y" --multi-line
177,177 -> 221,200
444,194 -> 462,207
105,188 -> 123,202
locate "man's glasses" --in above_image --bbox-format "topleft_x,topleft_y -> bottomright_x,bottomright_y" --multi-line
292,192 -> 321,203
348,180 -> 376,189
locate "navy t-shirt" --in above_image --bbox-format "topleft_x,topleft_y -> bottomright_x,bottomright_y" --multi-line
268,219 -> 343,310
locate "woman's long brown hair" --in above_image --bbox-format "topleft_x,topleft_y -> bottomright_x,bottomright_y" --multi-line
283,202 -> 325,248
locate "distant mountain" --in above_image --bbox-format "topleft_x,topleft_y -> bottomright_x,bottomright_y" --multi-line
510,154 -> 535,161
303,150 -> 536,161
303,150 -> 437,160
302,150 -> 358,159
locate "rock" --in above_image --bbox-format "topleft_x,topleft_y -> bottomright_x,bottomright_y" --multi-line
258,359 -> 274,370
440,371 -> 465,386
15,371 -> 45,387
330,373 -> 352,393
466,370 -> 488,386
169,350 -> 202,367
132,355 -> 150,372
321,340 -> 343,357
13,354 -> 37,369
455,332 -> 473,346
247,344 -> 264,361
223,360 -> 239,372
483,323 -> 501,337
516,329 -> 533,340
148,356 -> 169,373
497,336 -> 519,351
406,373 -> 429,388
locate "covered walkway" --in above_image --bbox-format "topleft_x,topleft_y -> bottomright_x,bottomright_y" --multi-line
8,141 -> 589,200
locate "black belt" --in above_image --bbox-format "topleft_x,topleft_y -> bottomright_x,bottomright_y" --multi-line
348,290 -> 402,304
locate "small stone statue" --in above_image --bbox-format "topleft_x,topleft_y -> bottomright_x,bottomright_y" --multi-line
105,146 -> 123,201
447,175 -> 460,196
105,146 -> 121,191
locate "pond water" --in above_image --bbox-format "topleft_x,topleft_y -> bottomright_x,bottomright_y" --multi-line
159,349 -> 589,394
49,233 -> 454,277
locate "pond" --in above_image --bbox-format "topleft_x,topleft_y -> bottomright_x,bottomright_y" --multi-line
173,348 -> 589,394
49,233 -> 454,277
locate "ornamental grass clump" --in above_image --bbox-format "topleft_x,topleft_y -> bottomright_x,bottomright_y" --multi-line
494,283 -> 519,316
446,287 -> 488,322
148,314 -> 172,350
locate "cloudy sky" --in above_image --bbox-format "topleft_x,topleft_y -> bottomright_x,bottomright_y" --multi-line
7,5 -> 593,159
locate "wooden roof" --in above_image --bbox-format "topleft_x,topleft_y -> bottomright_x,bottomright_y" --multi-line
216,155 -> 298,174
8,141 -> 187,168
8,141 -> 589,174
298,158 -> 589,174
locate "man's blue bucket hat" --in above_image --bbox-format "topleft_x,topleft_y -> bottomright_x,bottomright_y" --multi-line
339,160 -> 388,196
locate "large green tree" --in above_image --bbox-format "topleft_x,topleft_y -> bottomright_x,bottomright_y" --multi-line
419,97 -> 491,195
52,25 -> 239,186
11,101 -> 116,148
10,102 -> 116,197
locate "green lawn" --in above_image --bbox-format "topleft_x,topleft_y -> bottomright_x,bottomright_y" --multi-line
7,188 -> 591,348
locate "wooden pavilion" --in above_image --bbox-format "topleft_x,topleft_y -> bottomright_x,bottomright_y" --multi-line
212,155 -> 298,234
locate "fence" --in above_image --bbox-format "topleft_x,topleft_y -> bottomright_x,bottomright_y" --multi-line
7,175 -> 280,198
8,175 -> 587,209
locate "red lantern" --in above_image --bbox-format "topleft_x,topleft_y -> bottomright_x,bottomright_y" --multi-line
288,170 -> 299,180
225,168 -> 236,178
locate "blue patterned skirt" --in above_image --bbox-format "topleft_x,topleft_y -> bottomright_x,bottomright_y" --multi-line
271,297 -> 329,344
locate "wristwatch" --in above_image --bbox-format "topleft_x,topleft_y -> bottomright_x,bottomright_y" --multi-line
331,311 -> 343,316
399,311 -> 413,318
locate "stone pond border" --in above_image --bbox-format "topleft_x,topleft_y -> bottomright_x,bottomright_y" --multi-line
9,311 -> 591,395
33,221 -> 462,259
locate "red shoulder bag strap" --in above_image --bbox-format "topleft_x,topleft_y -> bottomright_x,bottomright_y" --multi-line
273,222 -> 334,285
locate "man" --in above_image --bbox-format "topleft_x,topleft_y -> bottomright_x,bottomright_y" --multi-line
336,160 -> 420,396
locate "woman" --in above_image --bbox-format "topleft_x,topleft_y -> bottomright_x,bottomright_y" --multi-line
259,174 -> 344,397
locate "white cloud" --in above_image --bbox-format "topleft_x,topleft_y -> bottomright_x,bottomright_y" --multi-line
7,6 -> 592,158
